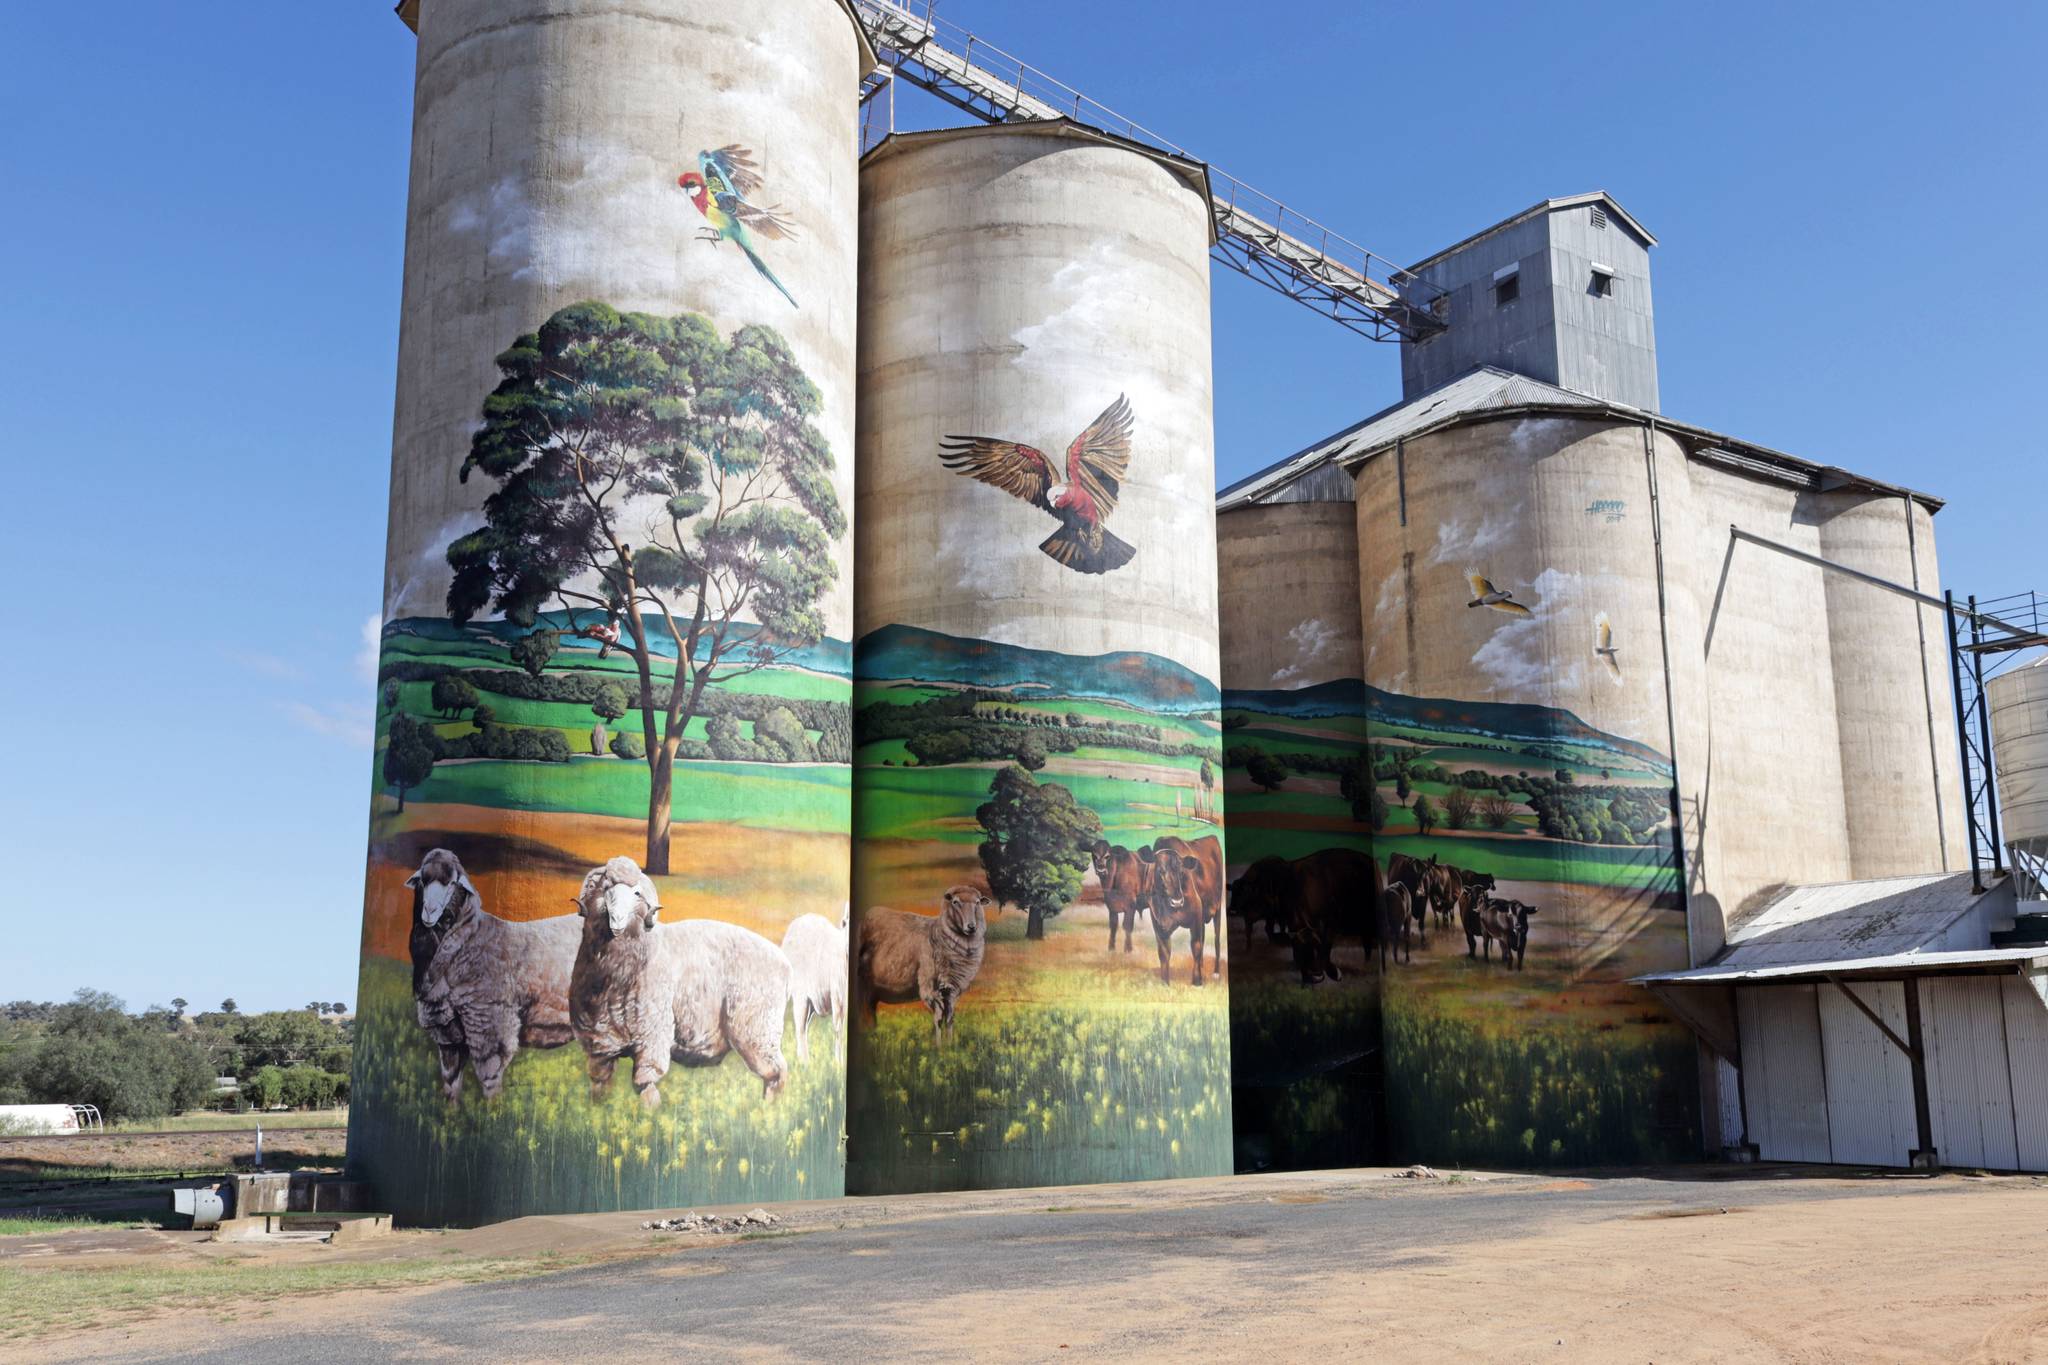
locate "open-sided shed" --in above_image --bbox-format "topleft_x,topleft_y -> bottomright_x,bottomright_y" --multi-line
1636,874 -> 2048,1171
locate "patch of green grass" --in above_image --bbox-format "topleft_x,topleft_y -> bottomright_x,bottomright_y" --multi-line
0,1209 -> 162,1236
391,755 -> 849,832
348,959 -> 845,1226
1382,987 -> 1698,1167
104,1111 -> 348,1133
847,993 -> 1232,1194
855,764 -> 1215,848
0,1253 -> 579,1342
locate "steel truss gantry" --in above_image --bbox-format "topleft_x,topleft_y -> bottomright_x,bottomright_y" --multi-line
851,0 -> 1447,342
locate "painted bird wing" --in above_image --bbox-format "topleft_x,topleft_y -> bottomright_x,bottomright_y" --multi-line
1489,598 -> 1533,617
700,145 -> 767,199
1064,394 -> 1134,520
712,189 -> 798,241
1467,573 -> 1496,598
937,437 -> 1057,512
1596,614 -> 1613,651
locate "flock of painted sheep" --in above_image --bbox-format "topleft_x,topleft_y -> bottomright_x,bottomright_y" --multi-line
404,848 -> 847,1109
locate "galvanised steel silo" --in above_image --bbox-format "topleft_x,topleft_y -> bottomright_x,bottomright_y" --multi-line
1215,501 -> 1385,1172
352,0 -> 871,1225
849,120 -> 1232,1194
1351,414 -> 1704,1168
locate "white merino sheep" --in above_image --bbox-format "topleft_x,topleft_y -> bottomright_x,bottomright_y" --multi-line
568,855 -> 791,1108
781,905 -> 849,1064
407,849 -> 581,1103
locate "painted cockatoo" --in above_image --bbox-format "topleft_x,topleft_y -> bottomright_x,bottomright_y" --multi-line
677,145 -> 799,308
1466,573 -> 1533,616
1594,613 -> 1621,682
937,395 -> 1137,575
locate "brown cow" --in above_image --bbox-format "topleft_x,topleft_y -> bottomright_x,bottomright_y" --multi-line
1088,839 -> 1151,954
1137,835 -> 1225,986
1384,852 -> 1437,947
1227,856 -> 1296,945
1380,883 -> 1413,967
1287,848 -> 1385,981
1460,891 -> 1537,968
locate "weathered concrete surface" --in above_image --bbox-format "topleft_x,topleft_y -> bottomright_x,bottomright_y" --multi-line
34,1169 -> 2048,1364
1814,492 -> 1967,879
855,122 -> 1220,679
384,0 -> 864,633
1216,503 -> 1363,692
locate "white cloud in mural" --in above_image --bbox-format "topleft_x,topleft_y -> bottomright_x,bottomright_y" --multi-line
1469,567 -> 1584,696
1271,617 -> 1336,686
1428,510 -> 1514,567
356,613 -> 384,684
385,513 -> 477,622
444,149 -> 686,288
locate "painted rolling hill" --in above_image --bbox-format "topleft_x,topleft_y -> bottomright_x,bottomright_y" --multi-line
388,613 -> 852,676
855,624 -> 1220,712
1225,677 -> 1671,773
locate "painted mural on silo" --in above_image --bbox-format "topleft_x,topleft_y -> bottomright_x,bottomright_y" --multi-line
1354,417 -> 1699,1167
849,124 -> 1232,1193
1215,503 -> 1387,1172
349,0 -> 868,1225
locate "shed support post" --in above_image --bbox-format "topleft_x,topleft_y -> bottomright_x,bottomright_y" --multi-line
1903,977 -> 1940,1171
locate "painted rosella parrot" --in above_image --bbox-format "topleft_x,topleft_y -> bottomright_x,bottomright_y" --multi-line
938,395 -> 1137,575
677,145 -> 799,308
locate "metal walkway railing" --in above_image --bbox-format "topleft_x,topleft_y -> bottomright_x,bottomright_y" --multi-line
852,0 -> 1447,342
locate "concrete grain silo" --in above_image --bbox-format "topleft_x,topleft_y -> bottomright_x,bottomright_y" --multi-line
1214,501 -> 1386,1171
849,121 -> 1232,1194
1351,413 -> 1705,1166
353,0 -> 871,1225
1813,493 -> 1967,879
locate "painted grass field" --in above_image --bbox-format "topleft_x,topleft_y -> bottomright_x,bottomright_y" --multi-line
1220,690 -> 1696,1168
349,958 -> 846,1226
849,663 -> 1234,1194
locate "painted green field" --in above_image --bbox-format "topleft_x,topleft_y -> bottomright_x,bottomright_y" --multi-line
847,987 -> 1232,1194
384,755 -> 849,833
1382,987 -> 1698,1166
855,764 -> 1210,847
348,960 -> 846,1225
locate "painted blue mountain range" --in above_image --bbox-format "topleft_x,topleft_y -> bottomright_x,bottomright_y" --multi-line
855,624 -> 1221,712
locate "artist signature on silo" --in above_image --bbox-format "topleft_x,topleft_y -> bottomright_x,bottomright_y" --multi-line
1585,499 -> 1626,523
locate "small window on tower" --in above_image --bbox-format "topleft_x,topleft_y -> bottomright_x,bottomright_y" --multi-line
1494,274 -> 1520,306
1590,266 -> 1615,298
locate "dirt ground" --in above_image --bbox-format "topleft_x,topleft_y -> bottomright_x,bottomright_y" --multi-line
0,1129 -> 345,1181
9,1167 -> 2048,1362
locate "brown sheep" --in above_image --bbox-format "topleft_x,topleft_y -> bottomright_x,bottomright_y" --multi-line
856,886 -> 991,1040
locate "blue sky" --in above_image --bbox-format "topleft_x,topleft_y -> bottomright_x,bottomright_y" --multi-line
1,1 -> 2040,1011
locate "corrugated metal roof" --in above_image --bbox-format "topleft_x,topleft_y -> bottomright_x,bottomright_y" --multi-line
1405,192 -> 1658,274
1714,872 -> 2011,967
1212,365 -> 1946,513
1636,946 -> 2048,986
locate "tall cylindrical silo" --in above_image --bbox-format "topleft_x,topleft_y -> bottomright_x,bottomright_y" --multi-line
1989,657 -> 2048,885
850,121 -> 1232,1194
1215,502 -> 1384,1172
1352,415 -> 1701,1167
1814,493 -> 1967,879
352,0 -> 870,1225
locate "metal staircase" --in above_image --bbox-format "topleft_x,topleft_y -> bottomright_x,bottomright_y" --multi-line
851,0 -> 1447,342
1945,589 -> 2047,893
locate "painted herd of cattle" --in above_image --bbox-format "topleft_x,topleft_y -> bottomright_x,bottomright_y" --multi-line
1228,848 -> 1539,984
1084,834 -> 1537,987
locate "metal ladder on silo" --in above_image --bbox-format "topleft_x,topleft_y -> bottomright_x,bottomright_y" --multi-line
849,0 -> 1448,343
